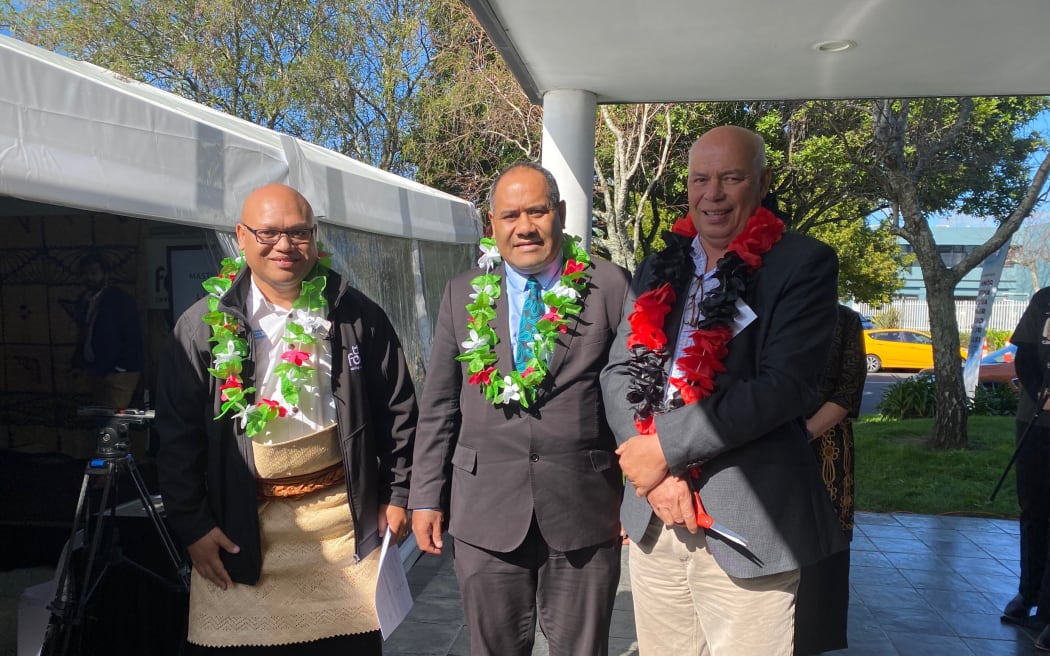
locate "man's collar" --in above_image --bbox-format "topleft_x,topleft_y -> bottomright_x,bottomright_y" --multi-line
689,236 -> 716,279
504,255 -> 564,291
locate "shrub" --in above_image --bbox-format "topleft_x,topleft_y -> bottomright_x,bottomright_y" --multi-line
878,373 -> 937,418
877,374 -> 1020,419
872,307 -> 901,329
959,329 -> 1012,352
985,329 -> 1012,350
971,383 -> 1019,416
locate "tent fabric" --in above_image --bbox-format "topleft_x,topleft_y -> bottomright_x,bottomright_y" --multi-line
0,34 -> 479,244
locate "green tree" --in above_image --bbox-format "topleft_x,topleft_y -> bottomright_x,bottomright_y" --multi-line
407,0 -> 541,206
2,0 -> 430,172
866,96 -> 1050,449
637,101 -> 905,303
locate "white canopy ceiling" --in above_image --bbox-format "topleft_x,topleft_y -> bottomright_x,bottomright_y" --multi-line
0,34 -> 479,244
465,0 -> 1050,103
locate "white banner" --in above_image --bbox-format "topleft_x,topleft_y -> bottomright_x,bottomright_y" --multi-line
963,239 -> 1012,397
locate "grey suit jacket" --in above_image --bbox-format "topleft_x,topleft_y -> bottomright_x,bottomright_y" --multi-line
410,257 -> 630,553
600,231 -> 849,578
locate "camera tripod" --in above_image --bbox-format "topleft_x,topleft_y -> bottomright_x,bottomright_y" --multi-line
40,410 -> 190,656
989,361 -> 1050,502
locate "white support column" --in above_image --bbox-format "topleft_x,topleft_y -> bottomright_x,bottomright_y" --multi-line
541,89 -> 596,251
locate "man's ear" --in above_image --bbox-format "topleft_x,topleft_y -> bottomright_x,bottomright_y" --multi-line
557,200 -> 567,228
234,223 -> 249,251
759,167 -> 773,197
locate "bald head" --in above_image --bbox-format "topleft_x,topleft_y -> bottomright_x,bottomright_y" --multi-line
241,183 -> 315,225
689,126 -> 767,172
235,183 -> 319,307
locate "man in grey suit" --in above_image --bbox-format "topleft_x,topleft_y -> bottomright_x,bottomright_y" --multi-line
600,126 -> 848,655
410,162 -> 630,656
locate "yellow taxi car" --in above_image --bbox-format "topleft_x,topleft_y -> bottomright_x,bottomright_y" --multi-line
863,329 -> 967,373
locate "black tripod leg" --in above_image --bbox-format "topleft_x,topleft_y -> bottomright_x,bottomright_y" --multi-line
40,467 -> 92,656
991,385 -> 1050,502
74,461 -> 118,621
41,459 -> 119,656
124,455 -> 191,589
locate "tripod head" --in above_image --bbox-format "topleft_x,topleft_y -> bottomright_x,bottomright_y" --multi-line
77,407 -> 155,459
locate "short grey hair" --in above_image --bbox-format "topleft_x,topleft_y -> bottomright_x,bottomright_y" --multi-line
487,161 -> 561,211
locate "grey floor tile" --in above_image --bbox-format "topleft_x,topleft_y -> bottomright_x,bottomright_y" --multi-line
851,584 -> 929,611
446,628 -> 472,656
964,572 -> 1024,598
941,610 -> 1032,641
851,535 -> 878,551
856,512 -> 904,526
384,620 -> 468,655
609,608 -> 636,639
888,630 -> 977,655
960,636 -> 1041,655
880,550 -> 949,570
899,566 -> 978,591
917,586 -> 1000,614
850,564 -> 912,587
851,549 -> 893,568
924,538 -> 990,558
877,537 -> 938,555
870,606 -> 959,636
842,625 -> 899,655
857,523 -> 916,540
608,636 -> 640,656
894,514 -> 958,529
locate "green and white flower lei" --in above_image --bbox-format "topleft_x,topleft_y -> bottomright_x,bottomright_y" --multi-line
457,235 -> 591,407
201,245 -> 332,437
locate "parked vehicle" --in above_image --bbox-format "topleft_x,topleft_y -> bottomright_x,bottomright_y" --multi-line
916,343 -> 1016,389
863,329 -> 968,373
976,343 -> 1018,389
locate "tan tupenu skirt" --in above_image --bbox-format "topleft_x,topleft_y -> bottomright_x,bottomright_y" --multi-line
187,425 -> 380,647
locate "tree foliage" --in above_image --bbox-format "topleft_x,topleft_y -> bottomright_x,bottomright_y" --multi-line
2,0 -> 431,172
406,0 -> 541,206
865,96 -> 1050,449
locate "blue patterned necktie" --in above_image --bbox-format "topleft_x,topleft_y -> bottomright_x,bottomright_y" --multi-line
515,276 -> 545,372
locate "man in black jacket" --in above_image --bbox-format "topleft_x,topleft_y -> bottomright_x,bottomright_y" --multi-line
73,252 -> 144,409
1002,287 -> 1050,653
156,183 -> 417,655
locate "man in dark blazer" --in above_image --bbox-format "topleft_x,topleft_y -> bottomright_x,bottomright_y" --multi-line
600,126 -> 848,655
410,162 -> 629,656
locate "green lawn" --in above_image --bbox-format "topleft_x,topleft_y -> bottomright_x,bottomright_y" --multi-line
854,415 -> 1021,518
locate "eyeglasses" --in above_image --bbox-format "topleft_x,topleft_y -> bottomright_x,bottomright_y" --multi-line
240,224 -> 316,245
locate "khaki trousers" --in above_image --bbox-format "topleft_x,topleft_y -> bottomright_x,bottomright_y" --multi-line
629,519 -> 799,656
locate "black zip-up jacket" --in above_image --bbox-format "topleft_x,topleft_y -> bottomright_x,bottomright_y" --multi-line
155,268 -> 417,584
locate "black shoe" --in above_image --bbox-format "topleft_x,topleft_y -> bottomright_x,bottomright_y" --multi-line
1002,593 -> 1033,625
1035,625 -> 1050,652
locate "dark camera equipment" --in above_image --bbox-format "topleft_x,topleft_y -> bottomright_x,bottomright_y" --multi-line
990,360 -> 1050,502
40,407 -> 190,656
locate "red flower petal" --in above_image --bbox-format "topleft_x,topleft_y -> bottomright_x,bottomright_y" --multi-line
671,215 -> 698,237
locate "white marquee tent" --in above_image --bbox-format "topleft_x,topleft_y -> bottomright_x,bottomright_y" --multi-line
0,34 -> 478,244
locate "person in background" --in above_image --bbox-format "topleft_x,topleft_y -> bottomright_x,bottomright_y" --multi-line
1001,287 -> 1050,653
410,162 -> 629,656
73,252 -> 144,409
794,304 -> 866,654
156,183 -> 417,655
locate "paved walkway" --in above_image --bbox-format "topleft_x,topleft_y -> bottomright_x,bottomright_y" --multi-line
384,512 -> 1042,656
